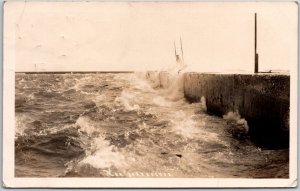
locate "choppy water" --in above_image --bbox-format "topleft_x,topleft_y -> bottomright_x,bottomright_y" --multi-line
15,73 -> 288,178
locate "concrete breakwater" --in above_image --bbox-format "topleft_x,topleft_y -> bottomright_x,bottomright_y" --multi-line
145,71 -> 290,148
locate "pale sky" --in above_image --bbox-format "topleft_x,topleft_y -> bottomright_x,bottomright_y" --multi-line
5,2 -> 298,73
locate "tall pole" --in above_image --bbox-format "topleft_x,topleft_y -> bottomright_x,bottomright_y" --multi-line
254,13 -> 259,73
255,13 -> 257,54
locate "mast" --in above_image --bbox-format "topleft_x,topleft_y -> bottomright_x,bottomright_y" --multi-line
174,41 -> 177,56
180,37 -> 184,65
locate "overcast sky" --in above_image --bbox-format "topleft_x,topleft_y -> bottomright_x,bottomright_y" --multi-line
5,2 -> 298,73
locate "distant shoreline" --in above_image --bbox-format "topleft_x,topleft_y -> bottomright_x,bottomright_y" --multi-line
15,71 -> 135,74
15,70 -> 290,76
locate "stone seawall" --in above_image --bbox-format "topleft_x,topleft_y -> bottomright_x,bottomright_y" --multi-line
184,72 -> 290,148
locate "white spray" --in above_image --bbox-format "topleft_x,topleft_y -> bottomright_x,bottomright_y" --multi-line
223,111 -> 249,133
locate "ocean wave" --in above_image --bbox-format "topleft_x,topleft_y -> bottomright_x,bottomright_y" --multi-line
78,136 -> 127,169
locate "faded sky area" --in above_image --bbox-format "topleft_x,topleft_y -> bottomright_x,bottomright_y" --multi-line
5,2 -> 298,73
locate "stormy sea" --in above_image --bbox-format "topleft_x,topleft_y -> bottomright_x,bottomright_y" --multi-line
15,73 -> 288,178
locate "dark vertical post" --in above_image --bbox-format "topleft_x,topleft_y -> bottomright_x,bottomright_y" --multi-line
254,13 -> 259,73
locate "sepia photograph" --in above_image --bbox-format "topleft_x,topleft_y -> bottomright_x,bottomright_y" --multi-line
3,1 -> 298,188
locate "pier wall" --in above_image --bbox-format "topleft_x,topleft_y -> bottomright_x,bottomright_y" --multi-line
146,71 -> 290,148
184,72 -> 290,148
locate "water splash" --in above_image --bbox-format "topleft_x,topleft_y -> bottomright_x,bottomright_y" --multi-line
162,75 -> 185,101
15,114 -> 30,137
223,111 -> 249,133
76,116 -> 98,135
78,136 -> 127,169
115,90 -> 140,111
194,97 -> 207,113
152,96 -> 171,107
